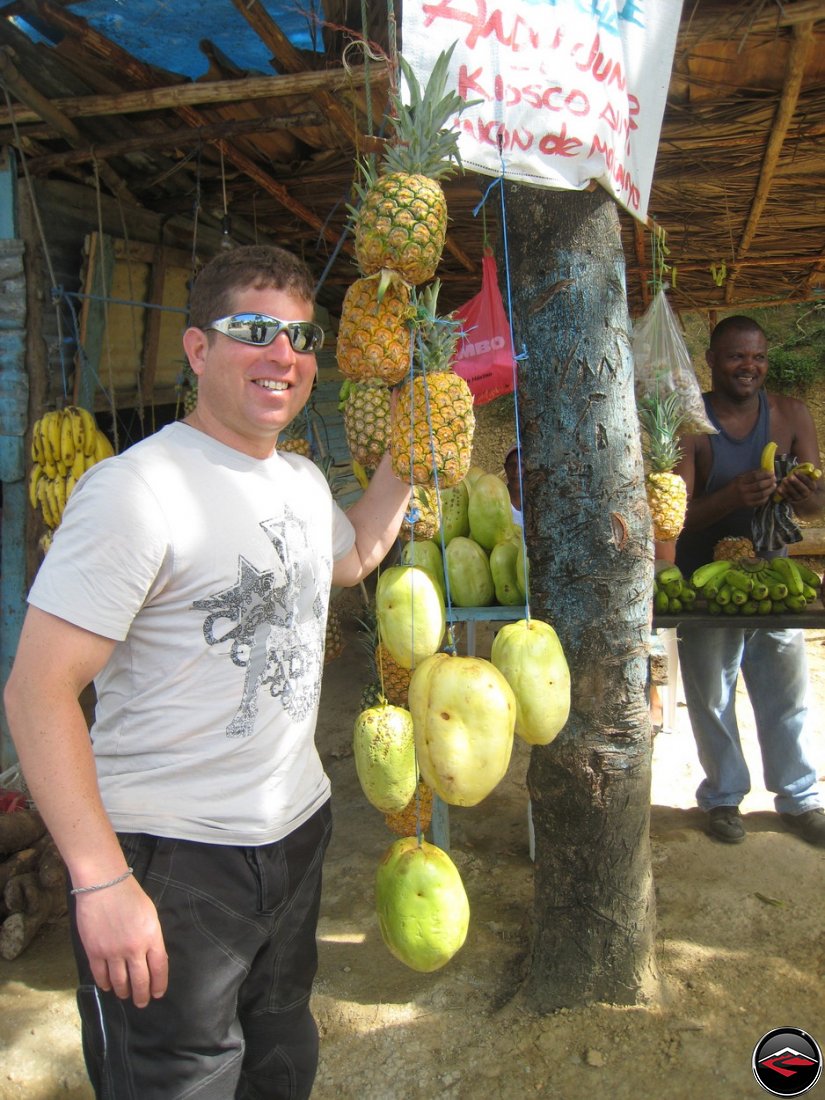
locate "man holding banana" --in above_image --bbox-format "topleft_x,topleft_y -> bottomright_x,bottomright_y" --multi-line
674,314 -> 825,846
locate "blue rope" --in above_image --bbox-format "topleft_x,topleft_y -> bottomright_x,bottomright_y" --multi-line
472,151 -> 531,620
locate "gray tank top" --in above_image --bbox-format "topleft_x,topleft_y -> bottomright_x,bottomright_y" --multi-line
675,391 -> 770,576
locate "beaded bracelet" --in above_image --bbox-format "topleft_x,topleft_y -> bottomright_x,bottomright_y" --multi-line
70,867 -> 134,896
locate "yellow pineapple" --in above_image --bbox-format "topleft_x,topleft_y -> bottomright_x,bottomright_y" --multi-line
399,485 -> 438,541
352,46 -> 470,286
277,418 -> 313,458
384,780 -> 434,837
357,606 -> 412,708
324,602 -> 345,665
637,389 -> 687,541
390,281 -> 475,489
713,536 -> 756,562
336,272 -> 415,385
339,379 -> 392,471
374,640 -> 412,707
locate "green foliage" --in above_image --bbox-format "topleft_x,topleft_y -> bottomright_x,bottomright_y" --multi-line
767,347 -> 825,392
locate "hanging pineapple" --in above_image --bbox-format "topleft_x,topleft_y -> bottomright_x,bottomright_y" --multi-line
637,389 -> 688,541
358,607 -> 412,709
324,601 -> 345,665
384,780 -> 434,837
390,281 -> 475,489
398,485 -> 439,541
339,379 -> 392,471
336,272 -> 415,385
351,45 -> 469,286
374,639 -> 413,708
277,418 -> 313,458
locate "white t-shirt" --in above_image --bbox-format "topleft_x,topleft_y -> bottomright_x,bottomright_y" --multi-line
29,423 -> 355,845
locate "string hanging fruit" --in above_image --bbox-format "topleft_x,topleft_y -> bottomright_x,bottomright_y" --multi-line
398,484 -> 438,541
384,780 -> 433,837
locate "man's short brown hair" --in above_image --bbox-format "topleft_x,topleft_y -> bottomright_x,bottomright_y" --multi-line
188,246 -> 317,329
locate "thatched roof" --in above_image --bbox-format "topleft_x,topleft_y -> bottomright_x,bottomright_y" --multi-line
0,0 -> 822,321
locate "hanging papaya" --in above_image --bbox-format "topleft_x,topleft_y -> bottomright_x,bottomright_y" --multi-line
375,836 -> 469,972
467,473 -> 513,551
376,565 -> 445,670
433,480 -> 470,546
490,619 -> 570,745
353,703 -> 418,813
400,538 -> 446,598
444,536 -> 495,606
409,651 -> 516,806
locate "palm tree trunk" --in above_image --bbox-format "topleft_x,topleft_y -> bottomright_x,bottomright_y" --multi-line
502,181 -> 657,1009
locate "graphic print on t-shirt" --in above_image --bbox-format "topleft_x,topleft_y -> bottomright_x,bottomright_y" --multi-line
192,506 -> 326,737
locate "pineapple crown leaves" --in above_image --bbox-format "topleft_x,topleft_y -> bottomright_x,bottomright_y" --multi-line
353,44 -> 479,195
637,388 -> 686,470
411,280 -> 462,372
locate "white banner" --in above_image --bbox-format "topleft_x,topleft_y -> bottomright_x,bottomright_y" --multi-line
402,0 -> 683,221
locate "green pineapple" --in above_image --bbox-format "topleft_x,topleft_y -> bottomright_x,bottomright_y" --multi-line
339,379 -> 392,471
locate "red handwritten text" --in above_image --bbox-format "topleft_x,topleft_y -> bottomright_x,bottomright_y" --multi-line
460,65 -> 590,116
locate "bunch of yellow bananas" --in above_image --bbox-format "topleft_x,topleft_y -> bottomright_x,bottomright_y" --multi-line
29,406 -> 115,530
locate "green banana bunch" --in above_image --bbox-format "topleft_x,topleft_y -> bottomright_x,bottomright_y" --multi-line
29,406 -> 115,539
653,565 -> 697,615
690,555 -> 820,615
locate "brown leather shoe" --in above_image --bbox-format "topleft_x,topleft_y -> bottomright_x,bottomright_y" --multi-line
780,808 -> 825,848
707,806 -> 745,844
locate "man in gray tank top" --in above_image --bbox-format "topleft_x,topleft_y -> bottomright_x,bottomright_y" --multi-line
674,315 -> 825,846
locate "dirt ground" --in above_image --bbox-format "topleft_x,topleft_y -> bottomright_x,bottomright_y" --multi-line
1,603 -> 824,1100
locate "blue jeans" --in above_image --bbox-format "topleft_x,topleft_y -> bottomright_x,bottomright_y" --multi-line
70,802 -> 332,1099
677,626 -> 822,814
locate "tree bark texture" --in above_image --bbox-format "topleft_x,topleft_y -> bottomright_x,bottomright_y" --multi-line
501,182 -> 656,1010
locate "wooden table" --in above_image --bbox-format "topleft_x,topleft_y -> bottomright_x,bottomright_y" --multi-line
654,605 -> 825,630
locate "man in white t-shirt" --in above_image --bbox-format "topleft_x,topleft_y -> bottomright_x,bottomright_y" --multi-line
4,246 -> 411,1099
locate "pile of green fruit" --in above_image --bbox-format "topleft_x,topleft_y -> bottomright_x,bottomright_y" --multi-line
400,465 -> 527,607
690,556 -> 821,615
654,557 -> 822,616
653,565 -> 697,614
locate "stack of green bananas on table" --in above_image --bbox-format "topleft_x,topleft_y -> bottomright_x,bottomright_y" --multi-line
653,566 -> 697,614
29,406 -> 115,531
690,556 -> 821,615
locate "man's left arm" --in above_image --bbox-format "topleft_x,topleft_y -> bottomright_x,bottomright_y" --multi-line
332,452 -> 411,586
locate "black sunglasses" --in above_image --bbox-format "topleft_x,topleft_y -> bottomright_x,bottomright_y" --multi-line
206,313 -> 324,353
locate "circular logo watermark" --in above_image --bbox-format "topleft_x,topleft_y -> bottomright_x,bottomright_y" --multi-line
753,1027 -> 822,1096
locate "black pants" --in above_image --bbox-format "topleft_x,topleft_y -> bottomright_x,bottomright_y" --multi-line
70,802 -> 332,1099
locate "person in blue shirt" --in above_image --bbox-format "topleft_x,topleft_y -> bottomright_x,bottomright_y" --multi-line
674,315 -> 825,846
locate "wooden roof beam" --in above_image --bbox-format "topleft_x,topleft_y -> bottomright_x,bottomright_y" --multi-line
677,0 -> 824,50
724,20 -> 815,304
230,0 -> 368,151
0,44 -> 140,205
21,110 -> 325,174
0,65 -> 386,127
14,0 -> 353,253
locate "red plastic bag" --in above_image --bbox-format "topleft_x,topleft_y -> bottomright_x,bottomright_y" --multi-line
451,251 -> 515,406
